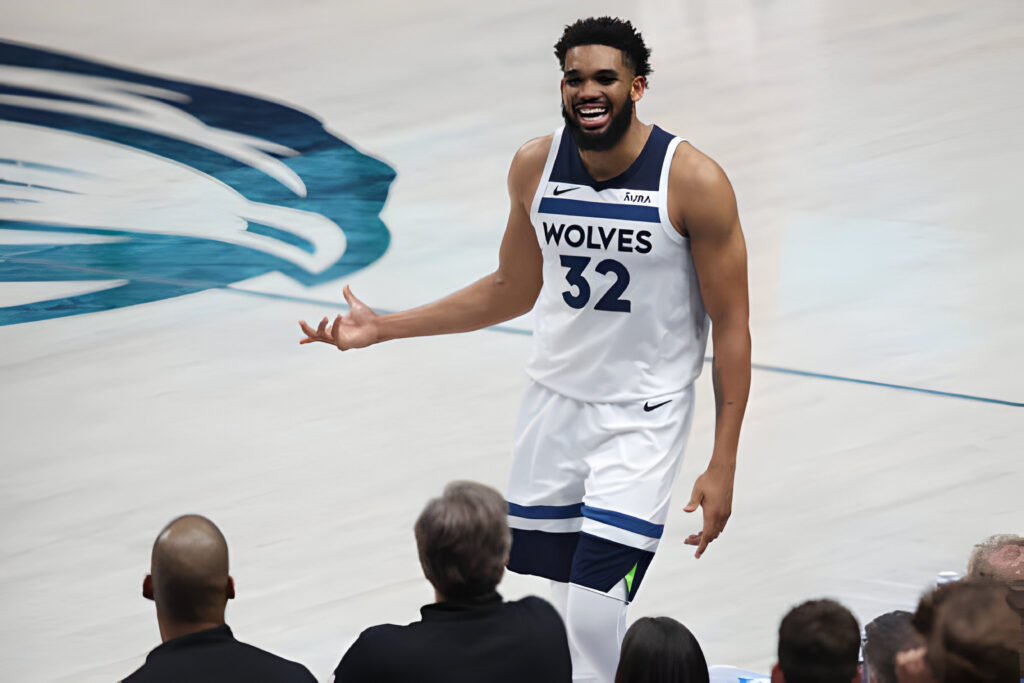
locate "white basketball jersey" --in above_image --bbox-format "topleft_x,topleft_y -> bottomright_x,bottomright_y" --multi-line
524,125 -> 710,403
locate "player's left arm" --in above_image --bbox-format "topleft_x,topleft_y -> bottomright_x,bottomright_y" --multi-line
670,145 -> 751,559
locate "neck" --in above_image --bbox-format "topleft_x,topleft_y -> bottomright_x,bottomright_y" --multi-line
577,119 -> 652,181
157,610 -> 225,643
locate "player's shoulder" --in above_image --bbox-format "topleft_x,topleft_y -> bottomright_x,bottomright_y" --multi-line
667,140 -> 731,195
508,134 -> 554,199
511,134 -> 554,172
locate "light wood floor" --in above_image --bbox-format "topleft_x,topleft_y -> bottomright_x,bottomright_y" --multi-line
1,1 -> 1022,680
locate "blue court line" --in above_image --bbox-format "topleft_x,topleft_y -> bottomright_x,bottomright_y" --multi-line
227,286 -> 1022,408
4,254 -> 1021,408
746,362 -> 1023,408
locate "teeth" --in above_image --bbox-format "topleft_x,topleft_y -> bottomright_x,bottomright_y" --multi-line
578,107 -> 607,116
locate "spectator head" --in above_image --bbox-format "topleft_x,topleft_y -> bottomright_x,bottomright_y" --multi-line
912,580 -> 1021,683
967,534 -> 1024,620
968,534 -> 1024,584
772,599 -> 860,683
414,481 -> 511,600
863,610 -> 925,683
142,515 -> 235,639
614,616 -> 709,683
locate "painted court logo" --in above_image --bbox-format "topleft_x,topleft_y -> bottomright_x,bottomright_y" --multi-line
0,41 -> 395,326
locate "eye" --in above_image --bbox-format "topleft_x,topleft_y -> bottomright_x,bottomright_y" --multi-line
598,77 -> 615,85
565,77 -> 581,86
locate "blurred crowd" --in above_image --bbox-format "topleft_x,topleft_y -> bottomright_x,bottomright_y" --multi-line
120,483 -> 1022,683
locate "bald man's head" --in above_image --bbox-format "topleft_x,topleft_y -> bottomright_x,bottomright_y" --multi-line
144,515 -> 234,624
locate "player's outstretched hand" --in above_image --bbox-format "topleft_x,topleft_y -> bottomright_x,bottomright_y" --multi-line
682,465 -> 734,559
298,285 -> 381,351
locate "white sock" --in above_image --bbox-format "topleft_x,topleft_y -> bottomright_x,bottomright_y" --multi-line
550,580 -> 628,683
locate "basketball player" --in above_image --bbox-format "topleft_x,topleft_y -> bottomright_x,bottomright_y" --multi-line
300,17 -> 750,683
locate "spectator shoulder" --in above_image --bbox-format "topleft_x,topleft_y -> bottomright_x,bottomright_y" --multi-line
516,595 -> 565,625
235,641 -> 316,681
334,624 -> 406,679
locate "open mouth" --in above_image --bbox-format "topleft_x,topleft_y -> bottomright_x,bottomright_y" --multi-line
574,103 -> 611,130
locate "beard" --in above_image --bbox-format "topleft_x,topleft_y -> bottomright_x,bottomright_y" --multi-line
561,94 -> 634,152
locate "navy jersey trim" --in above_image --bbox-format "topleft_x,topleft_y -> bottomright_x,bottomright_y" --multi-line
508,502 -> 583,520
537,197 -> 660,223
548,125 -> 674,192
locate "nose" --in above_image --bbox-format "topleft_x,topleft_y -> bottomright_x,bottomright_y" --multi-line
577,78 -> 603,102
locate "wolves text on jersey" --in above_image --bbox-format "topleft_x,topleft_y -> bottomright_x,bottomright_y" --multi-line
542,222 -> 653,254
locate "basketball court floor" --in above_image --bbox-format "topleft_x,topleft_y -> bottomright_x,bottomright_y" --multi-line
1,1 -> 1021,680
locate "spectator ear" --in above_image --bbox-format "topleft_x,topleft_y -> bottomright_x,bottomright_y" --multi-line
770,663 -> 785,683
226,576 -> 235,600
142,574 -> 154,601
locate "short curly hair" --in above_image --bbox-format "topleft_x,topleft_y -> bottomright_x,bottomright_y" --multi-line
554,17 -> 653,82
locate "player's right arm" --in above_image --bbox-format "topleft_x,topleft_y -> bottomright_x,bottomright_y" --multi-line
298,136 -> 550,351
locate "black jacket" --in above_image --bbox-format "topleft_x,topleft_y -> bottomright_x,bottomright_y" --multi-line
334,592 -> 572,682
123,624 -> 316,682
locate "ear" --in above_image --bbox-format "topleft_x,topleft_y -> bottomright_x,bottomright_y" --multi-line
631,75 -> 646,102
142,574 -> 154,601
226,575 -> 235,600
770,663 -> 785,683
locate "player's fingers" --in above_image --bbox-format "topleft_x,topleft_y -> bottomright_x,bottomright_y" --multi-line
683,486 -> 702,513
316,316 -> 329,336
342,285 -> 359,310
696,534 -> 710,559
684,532 -> 701,546
298,320 -> 318,340
705,513 -> 727,540
331,315 -> 345,348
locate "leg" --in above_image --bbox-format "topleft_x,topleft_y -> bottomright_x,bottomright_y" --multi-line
562,384 -> 697,681
563,581 -> 628,683
549,579 -> 569,615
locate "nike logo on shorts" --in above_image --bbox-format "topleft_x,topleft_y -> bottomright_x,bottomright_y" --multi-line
643,400 -> 672,412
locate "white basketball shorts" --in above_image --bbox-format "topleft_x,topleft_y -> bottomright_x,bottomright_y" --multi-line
505,380 -> 696,601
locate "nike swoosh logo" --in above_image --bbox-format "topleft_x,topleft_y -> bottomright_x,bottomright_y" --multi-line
643,400 -> 672,412
552,186 -> 578,196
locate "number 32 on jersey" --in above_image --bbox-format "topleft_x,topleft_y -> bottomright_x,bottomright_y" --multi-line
559,255 -> 631,313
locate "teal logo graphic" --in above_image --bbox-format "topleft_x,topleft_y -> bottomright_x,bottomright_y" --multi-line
0,41 -> 395,325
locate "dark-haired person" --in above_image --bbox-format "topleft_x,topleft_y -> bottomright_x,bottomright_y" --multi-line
863,611 -> 925,683
333,481 -> 571,683
300,16 -> 750,682
123,515 -> 316,683
772,599 -> 861,683
614,616 -> 709,683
